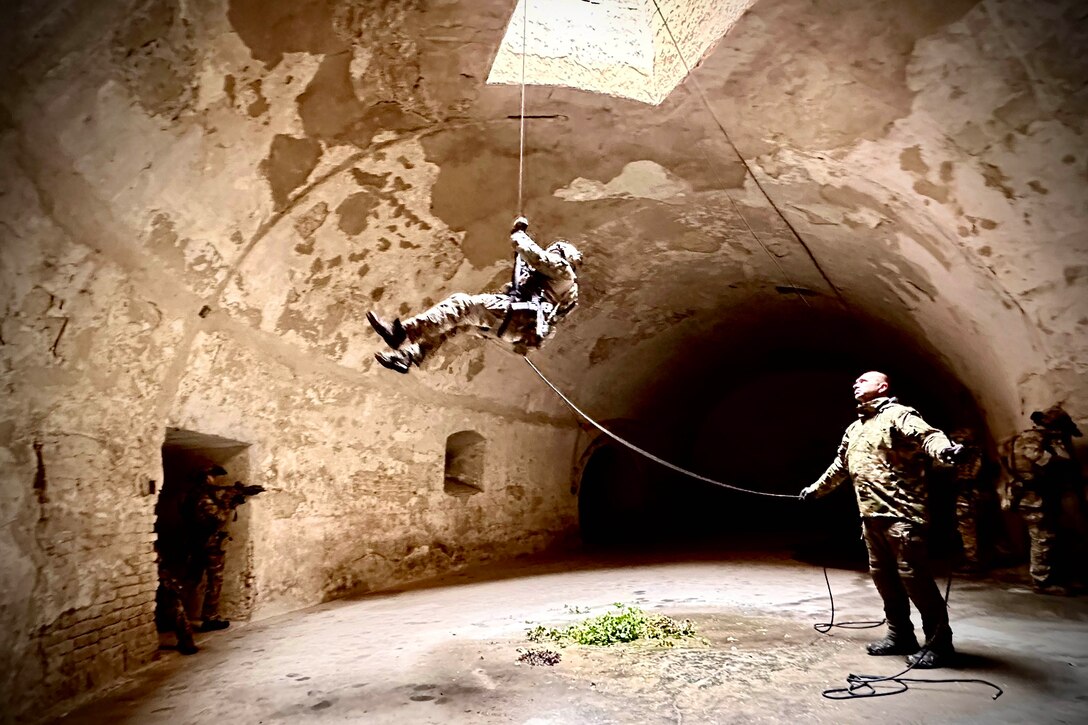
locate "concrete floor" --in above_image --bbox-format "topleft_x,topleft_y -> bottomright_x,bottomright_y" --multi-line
50,552 -> 1088,724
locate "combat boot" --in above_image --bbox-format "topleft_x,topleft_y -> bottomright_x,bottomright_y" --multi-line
198,619 -> 230,632
366,312 -> 407,349
866,631 -> 920,656
906,642 -> 955,669
177,636 -> 198,655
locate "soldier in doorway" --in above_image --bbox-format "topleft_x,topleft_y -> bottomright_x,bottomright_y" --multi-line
156,466 -> 263,653
367,217 -> 582,373
191,475 -> 265,631
1001,404 -> 1083,595
155,465 -> 230,654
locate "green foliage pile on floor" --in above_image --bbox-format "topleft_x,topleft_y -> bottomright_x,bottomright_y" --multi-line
526,603 -> 705,648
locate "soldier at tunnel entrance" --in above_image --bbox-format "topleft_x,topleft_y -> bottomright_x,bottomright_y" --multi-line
191,475 -> 265,631
1001,404 -> 1084,596
155,466 -> 263,654
367,217 -> 582,374
800,371 -> 963,669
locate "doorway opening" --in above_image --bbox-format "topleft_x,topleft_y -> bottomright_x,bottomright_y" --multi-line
155,427 -> 255,650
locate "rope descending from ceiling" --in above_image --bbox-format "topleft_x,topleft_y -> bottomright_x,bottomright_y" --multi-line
648,0 -> 847,309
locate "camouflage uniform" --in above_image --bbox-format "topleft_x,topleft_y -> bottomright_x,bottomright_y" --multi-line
192,484 -> 259,623
949,430 -> 984,572
1003,406 -> 1083,591
808,397 -> 955,650
372,222 -> 580,372
155,559 -> 199,654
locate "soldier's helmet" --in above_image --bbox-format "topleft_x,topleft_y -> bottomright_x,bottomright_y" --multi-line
1030,404 -> 1082,437
547,240 -> 583,269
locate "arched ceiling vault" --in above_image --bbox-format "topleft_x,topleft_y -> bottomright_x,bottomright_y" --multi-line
2,0 -> 1085,441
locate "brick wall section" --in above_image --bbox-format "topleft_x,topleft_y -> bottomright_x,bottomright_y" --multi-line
14,436 -> 165,718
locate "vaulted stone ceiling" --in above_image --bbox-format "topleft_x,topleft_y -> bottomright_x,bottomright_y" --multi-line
4,0 -> 1083,434
0,0 -> 1085,716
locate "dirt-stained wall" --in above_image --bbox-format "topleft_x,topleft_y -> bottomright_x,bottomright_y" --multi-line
0,0 -> 1084,719
0,1 -> 578,718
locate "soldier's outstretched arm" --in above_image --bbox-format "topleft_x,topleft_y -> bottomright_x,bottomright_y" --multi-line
802,431 -> 852,500
896,408 -> 955,461
510,227 -> 572,281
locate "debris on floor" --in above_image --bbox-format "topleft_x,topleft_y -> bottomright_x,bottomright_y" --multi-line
516,647 -> 562,666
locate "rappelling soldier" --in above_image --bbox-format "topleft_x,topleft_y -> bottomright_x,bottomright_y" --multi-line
367,217 -> 582,373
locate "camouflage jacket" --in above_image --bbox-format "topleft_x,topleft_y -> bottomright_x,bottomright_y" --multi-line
1003,428 -> 1078,489
811,397 -> 952,524
508,230 -> 579,317
951,446 -> 983,491
192,486 -> 238,538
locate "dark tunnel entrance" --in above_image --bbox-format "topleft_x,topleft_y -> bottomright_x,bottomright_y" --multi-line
575,306 -> 1004,570
156,428 -> 255,652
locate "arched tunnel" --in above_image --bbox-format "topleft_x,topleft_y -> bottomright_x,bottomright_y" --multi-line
574,307 -> 989,554
1,0 -> 1086,721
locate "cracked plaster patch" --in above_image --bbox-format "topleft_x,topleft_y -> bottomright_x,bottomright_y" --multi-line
554,160 -> 690,202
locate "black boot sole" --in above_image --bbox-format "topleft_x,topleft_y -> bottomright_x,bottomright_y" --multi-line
367,311 -> 406,349
375,353 -> 410,374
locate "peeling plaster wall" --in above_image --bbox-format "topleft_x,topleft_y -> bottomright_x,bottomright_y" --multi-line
0,0 -> 577,718
0,0 -> 1085,717
696,0 -> 1088,435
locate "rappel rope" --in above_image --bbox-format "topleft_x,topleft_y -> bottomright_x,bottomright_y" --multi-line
648,0 -> 845,309
512,6 -> 1001,704
525,357 -> 796,499
517,0 -> 528,215
509,0 -> 799,500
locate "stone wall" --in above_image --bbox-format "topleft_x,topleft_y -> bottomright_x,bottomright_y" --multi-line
0,1 -> 579,719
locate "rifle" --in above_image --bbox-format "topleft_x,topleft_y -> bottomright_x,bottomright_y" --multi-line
228,482 -> 266,507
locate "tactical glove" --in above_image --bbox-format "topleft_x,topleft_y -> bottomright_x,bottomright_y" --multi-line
938,444 -> 964,464
511,216 -> 529,234
799,484 -> 818,502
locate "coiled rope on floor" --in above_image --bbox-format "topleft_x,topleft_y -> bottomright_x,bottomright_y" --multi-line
813,566 -> 886,635
818,575 -> 1004,701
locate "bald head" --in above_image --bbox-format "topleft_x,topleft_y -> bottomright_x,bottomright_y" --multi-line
853,371 -> 890,403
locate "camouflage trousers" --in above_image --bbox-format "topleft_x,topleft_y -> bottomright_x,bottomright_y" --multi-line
1020,491 -> 1060,587
156,569 -> 196,648
863,518 -> 951,648
201,545 -> 227,620
955,490 -> 979,567
403,293 -> 542,358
